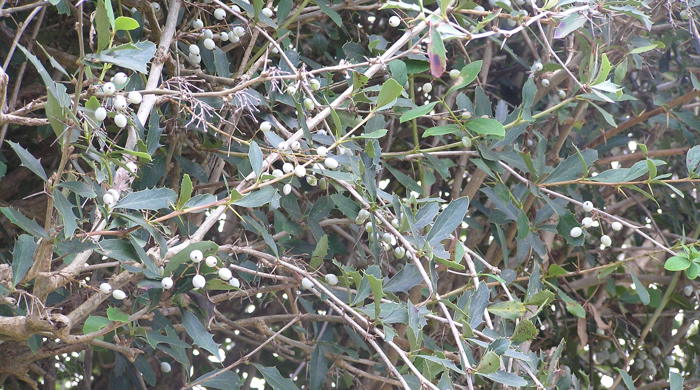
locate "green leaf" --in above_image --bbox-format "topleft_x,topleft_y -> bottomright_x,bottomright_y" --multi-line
248,141 -> 264,178
480,371 -> 528,387
164,241 -> 218,274
85,41 -> 157,74
554,13 -> 586,39
423,124 -> 461,138
252,364 -> 300,390
0,207 -> 48,238
7,141 -> 47,181
399,101 -> 438,123
309,344 -> 329,390
95,0 -> 112,52
487,301 -> 526,320
106,307 -> 130,322
511,319 -> 538,343
375,78 -> 404,110
177,174 -> 193,208
686,145 -> 700,176
367,274 -> 384,319
232,186 -> 277,208
428,26 -> 446,77
615,368 -> 636,390
630,272 -> 650,305
416,355 -> 465,375
115,188 -> 177,210
11,235 -> 37,286
316,0 -> 342,27
310,234 -> 328,269
592,54 -> 612,85
669,371 -> 683,390
182,310 -> 220,357
664,255 -> 691,271
565,301 -> 586,318
52,189 -> 78,237
114,16 -> 139,31
466,118 -> 505,138
354,129 -> 388,139
192,369 -> 242,390
476,351 -> 500,374
426,197 -> 469,245
82,315 -> 110,336
447,61 -> 483,95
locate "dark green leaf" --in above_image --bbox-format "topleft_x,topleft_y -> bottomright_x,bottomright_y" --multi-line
310,234 -> 328,269
0,207 -> 48,238
480,371 -> 528,387
115,188 -> 177,210
375,79 -> 404,110
182,310 -> 220,357
192,369 -> 242,390
447,61 -> 483,95
52,189 -> 77,238
466,118 -> 505,138
7,141 -> 47,181
426,197 -> 469,245
85,41 -> 157,73
669,371 -> 683,390
232,186 -> 277,207
309,344 -> 329,390
164,241 -> 218,274
252,364 -> 300,390
630,272 -> 650,305
177,174 -> 193,208
400,101 -> 438,123
615,368 -> 636,390
423,124 -> 462,138
687,145 -> 700,176
11,234 -> 37,286
511,319 -> 538,343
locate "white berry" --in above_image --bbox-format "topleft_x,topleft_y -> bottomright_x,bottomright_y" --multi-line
324,157 -> 339,169
259,121 -> 272,131
161,277 -> 174,289
282,162 -> 294,173
189,44 -> 200,55
316,146 -> 328,156
189,53 -> 202,64
391,218 -> 400,228
283,184 -> 292,195
325,274 -> 338,285
205,256 -> 218,267
102,82 -> 116,96
541,78 -> 550,87
422,82 -> 433,93
192,274 -> 206,289
112,72 -> 128,88
202,29 -> 214,39
365,222 -> 374,233
192,19 -> 204,29
272,169 -> 284,178
127,91 -> 142,105
309,79 -> 321,91
113,95 -> 127,110
203,38 -> 216,50
189,249 -> 204,262
303,98 -> 315,111
99,282 -> 112,294
301,277 -> 314,290
277,141 -> 289,151
393,246 -> 406,258
218,267 -> 232,281
107,188 -> 120,200
219,32 -> 229,41
94,106 -> 107,122
214,8 -> 226,20
601,235 -> 612,247
581,217 -> 594,228
294,165 -> 307,178
582,201 -> 594,212
533,62 -> 543,71
103,193 -> 116,207
611,221 -> 623,231
229,277 -> 240,288
290,141 -> 301,151
262,7 -> 274,17
355,209 -> 370,224
114,113 -> 127,128
388,15 -> 401,27
112,289 -> 127,300
160,362 -> 171,373
449,69 -> 460,79
569,227 -> 583,238
233,26 -> 246,37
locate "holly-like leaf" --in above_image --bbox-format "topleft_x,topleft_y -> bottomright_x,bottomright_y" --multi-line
7,141 -> 47,181
182,310 -> 220,357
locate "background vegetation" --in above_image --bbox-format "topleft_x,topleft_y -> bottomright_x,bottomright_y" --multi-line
0,0 -> 698,389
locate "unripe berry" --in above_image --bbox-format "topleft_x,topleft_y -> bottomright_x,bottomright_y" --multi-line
611,221 -> 623,231
316,146 -> 328,157
394,246 -> 406,258
422,82 -> 433,93
229,277 -> 240,288
325,273 -> 339,285
192,19 -> 204,29
324,157 -> 339,169
306,175 -> 317,186
600,235 -> 612,247
294,165 -> 307,178
461,136 -> 472,148
102,82 -> 116,96
99,282 -> 112,294
203,38 -> 216,50
569,227 -> 583,238
114,113 -> 127,128
218,267 -> 232,281
355,209 -> 370,224
189,44 -> 200,55
213,8 -> 226,20
189,249 -> 204,262
365,222 -> 374,233
205,256 -> 218,267
388,15 -> 401,27
112,289 -> 127,300
113,95 -> 127,110
127,91 -> 142,105
301,277 -> 314,290
94,106 -> 107,122
309,79 -> 321,91
449,69 -> 461,79
259,121 -> 272,131
283,183 -> 292,195
582,201 -> 594,212
462,111 -> 472,119
161,277 -> 174,289
303,98 -> 315,111
160,362 -> 172,373
192,274 -> 206,289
